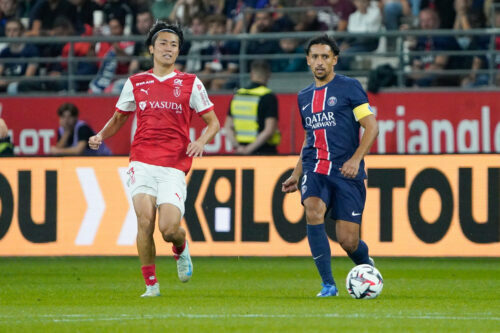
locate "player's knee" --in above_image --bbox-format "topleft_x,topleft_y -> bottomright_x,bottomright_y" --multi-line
162,232 -> 175,242
305,211 -> 323,224
304,205 -> 326,224
338,235 -> 358,253
159,224 -> 178,242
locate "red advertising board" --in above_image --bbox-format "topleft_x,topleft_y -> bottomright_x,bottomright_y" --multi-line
1,91 -> 499,155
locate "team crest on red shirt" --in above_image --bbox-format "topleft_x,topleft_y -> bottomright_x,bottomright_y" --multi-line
174,87 -> 181,97
139,101 -> 147,110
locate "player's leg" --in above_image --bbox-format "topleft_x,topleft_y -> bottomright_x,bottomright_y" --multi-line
132,193 -> 160,297
158,203 -> 185,246
156,167 -> 192,282
335,220 -> 371,265
332,177 -> 372,266
301,172 -> 337,297
126,162 -> 161,297
158,203 -> 192,282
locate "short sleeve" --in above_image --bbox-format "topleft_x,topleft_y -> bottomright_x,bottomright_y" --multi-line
189,76 -> 214,115
298,95 -> 306,130
115,78 -> 136,112
349,79 -> 369,109
349,79 -> 372,122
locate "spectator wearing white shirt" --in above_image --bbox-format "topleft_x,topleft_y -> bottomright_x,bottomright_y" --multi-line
337,0 -> 382,71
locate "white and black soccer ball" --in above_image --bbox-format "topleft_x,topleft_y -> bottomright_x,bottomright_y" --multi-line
346,264 -> 383,299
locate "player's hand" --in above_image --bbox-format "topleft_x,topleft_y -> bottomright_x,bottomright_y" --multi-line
187,140 -> 204,157
88,134 -> 102,150
340,158 -> 360,179
282,175 -> 299,193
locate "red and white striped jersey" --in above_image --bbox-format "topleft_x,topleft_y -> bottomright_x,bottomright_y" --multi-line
116,69 -> 214,173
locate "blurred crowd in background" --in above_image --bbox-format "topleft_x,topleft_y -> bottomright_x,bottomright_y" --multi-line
0,0 -> 499,94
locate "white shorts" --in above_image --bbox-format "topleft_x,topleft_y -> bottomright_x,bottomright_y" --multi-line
126,161 -> 187,216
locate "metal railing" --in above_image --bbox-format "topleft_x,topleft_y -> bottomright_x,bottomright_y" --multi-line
0,28 -> 499,95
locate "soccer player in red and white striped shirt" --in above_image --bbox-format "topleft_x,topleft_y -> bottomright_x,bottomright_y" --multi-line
89,22 -> 220,297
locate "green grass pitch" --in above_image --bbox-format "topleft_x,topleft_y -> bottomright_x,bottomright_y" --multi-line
0,257 -> 499,332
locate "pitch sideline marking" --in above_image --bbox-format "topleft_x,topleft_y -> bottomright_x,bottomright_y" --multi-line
1,312 -> 499,323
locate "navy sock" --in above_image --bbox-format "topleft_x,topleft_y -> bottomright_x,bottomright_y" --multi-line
348,240 -> 370,265
307,224 -> 335,286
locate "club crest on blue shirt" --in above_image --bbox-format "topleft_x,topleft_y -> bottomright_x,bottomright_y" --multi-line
327,96 -> 337,106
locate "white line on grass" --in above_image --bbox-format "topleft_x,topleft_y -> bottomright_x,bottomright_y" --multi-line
1,313 -> 499,323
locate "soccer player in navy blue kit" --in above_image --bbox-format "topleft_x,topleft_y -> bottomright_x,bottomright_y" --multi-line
282,35 -> 379,297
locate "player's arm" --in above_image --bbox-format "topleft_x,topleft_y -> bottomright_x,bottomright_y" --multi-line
340,113 -> 379,178
282,136 -> 306,193
89,111 -> 130,150
187,110 -> 220,157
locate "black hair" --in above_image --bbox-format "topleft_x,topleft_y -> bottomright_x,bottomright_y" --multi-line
107,12 -> 126,28
305,35 -> 340,56
57,103 -> 79,117
136,6 -> 153,17
145,21 -> 184,48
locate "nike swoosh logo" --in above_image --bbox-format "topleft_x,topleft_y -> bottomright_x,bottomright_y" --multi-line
302,103 -> 310,111
352,212 -> 361,216
313,254 -> 324,260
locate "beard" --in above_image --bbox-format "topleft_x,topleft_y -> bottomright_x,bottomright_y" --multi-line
313,70 -> 329,80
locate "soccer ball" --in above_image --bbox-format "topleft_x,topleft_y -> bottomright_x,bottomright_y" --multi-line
346,264 -> 383,299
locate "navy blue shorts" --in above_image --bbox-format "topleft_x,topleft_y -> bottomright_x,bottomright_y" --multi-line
300,170 -> 366,223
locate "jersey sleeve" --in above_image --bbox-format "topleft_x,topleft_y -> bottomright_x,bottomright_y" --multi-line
349,79 -> 373,122
189,77 -> 214,115
298,95 -> 306,130
115,78 -> 136,112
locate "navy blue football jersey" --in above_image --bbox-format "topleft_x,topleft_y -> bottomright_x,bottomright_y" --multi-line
298,74 -> 373,178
